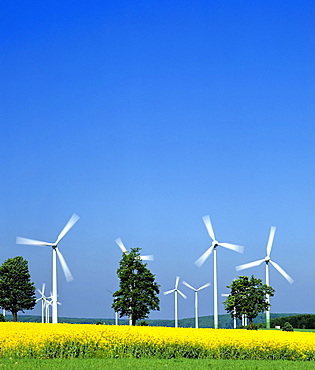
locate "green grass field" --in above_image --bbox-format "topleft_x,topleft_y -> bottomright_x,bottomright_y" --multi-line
1,358 -> 315,369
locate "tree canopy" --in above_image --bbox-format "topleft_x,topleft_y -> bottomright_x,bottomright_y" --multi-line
112,247 -> 160,325
0,256 -> 36,322
223,275 -> 275,329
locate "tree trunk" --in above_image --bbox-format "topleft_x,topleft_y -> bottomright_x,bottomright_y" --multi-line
13,312 -> 18,322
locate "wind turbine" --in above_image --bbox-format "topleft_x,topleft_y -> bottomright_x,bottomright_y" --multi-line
115,238 -> 154,261
36,283 -> 48,323
106,289 -> 119,325
195,215 -> 244,329
16,213 -> 79,324
164,276 -> 187,328
236,226 -> 293,328
182,281 -> 210,328
221,293 -> 237,328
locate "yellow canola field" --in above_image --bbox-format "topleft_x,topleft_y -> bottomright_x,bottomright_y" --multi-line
0,322 -> 315,360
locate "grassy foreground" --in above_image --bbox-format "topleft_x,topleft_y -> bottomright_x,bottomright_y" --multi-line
2,358 -> 315,369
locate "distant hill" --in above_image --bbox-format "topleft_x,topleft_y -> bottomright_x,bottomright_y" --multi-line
5,313 -> 301,328
270,314 -> 315,329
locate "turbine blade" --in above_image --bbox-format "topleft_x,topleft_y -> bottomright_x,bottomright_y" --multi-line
115,238 -> 128,254
266,226 -> 276,258
56,248 -> 73,282
182,281 -> 196,291
219,242 -> 244,253
175,276 -> 180,289
236,259 -> 265,271
55,214 -> 80,245
202,215 -> 215,240
140,255 -> 154,261
16,237 -> 53,247
197,282 -> 211,291
178,290 -> 187,299
195,245 -> 214,267
164,289 -> 175,295
270,260 -> 294,284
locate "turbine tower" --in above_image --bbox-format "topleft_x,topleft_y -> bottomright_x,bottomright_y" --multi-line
164,276 -> 187,328
182,281 -> 210,328
195,215 -> 244,329
17,214 -> 79,324
236,226 -> 293,328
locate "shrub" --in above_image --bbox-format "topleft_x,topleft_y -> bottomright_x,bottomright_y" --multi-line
247,323 -> 258,330
282,322 -> 294,332
137,320 -> 148,326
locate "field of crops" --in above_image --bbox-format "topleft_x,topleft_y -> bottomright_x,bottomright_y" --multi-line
1,322 -> 315,361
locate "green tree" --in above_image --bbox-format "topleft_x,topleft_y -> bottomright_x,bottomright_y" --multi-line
223,275 -> 275,329
112,247 -> 160,325
0,256 -> 36,322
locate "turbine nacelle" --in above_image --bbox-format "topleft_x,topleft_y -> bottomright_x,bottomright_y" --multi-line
235,226 -> 294,285
212,240 -> 219,248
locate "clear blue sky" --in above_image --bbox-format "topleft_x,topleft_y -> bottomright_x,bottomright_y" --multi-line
1,0 -> 314,321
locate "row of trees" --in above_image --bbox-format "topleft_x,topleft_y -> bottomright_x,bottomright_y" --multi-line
112,248 -> 276,328
0,250 -> 276,327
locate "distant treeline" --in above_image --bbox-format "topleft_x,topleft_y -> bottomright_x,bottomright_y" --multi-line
271,314 -> 315,329
5,313 -> 304,328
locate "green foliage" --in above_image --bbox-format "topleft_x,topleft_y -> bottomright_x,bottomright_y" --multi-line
137,320 -> 148,326
112,248 -> 160,325
0,256 -> 36,322
0,313 -> 5,322
282,322 -> 294,332
224,275 -> 275,327
271,314 -> 315,329
247,323 -> 258,330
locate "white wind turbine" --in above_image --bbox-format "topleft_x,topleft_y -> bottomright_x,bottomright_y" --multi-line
221,293 -> 237,329
36,283 -> 47,323
115,238 -> 154,261
164,276 -> 187,328
106,289 -> 119,326
17,214 -> 79,324
236,226 -> 294,328
195,215 -> 244,329
182,281 -> 210,328
115,238 -> 154,325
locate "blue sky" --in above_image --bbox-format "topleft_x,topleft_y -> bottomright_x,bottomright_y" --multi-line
1,0 -> 314,321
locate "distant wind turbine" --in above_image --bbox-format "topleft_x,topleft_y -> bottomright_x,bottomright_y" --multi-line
115,238 -> 154,261
164,276 -> 187,328
236,226 -> 293,328
106,289 -> 119,325
36,283 -> 48,323
17,214 -> 79,324
221,293 -> 237,329
195,215 -> 244,329
182,281 -> 210,328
